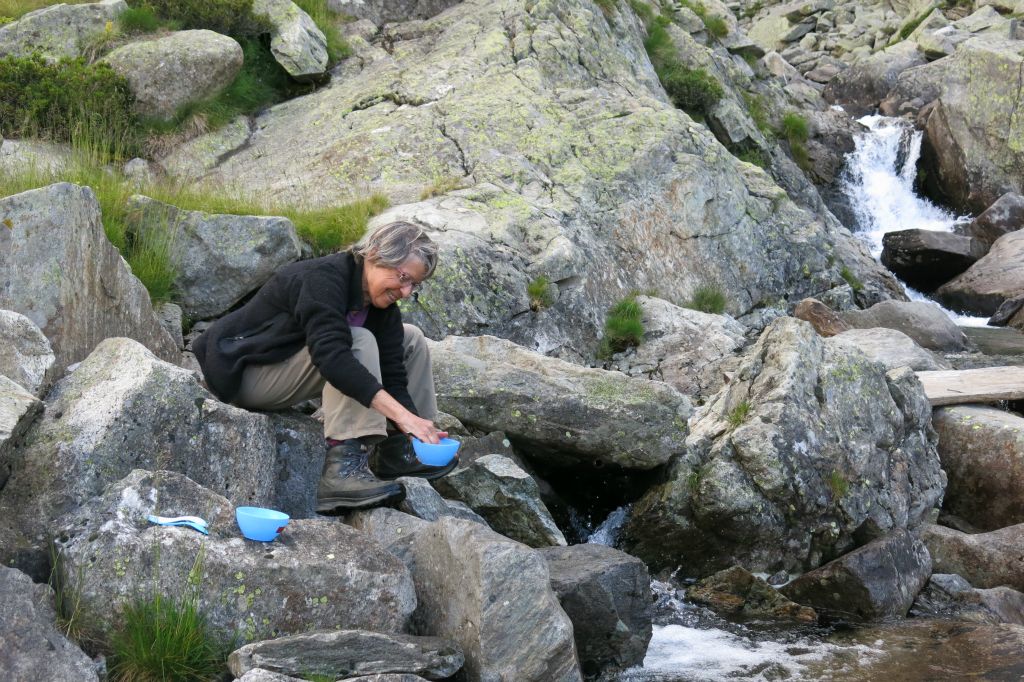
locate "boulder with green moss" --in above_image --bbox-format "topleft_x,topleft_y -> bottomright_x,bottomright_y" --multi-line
102,30 -> 243,121
0,0 -> 125,60
621,317 -> 944,576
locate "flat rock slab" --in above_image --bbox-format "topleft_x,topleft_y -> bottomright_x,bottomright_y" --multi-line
962,326 -> 1024,356
916,366 -> 1024,405
880,229 -> 985,292
923,522 -> 1024,591
229,630 -> 463,679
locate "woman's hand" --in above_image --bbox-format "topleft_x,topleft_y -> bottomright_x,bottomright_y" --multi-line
370,389 -> 447,443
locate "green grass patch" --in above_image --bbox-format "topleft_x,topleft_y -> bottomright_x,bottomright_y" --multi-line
827,470 -> 849,498
839,265 -> 864,292
627,0 -> 656,26
128,0 -> 269,36
660,64 -> 723,117
687,470 -> 702,493
527,275 -> 554,311
702,14 -> 728,38
726,400 -> 751,428
118,5 -> 166,33
599,294 -> 645,358
684,284 -> 727,314
292,0 -> 351,63
781,112 -> 809,143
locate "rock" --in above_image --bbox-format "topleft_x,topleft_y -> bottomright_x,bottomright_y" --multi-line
55,470 -> 416,642
686,565 -> 817,623
326,0 -> 461,24
430,335 -> 691,470
0,0 -> 125,60
622,318 -> 945,575
880,229 -> 986,292
840,299 -> 969,351
102,30 -> 243,121
252,0 -> 327,80
967,192 -> 1024,248
830,328 -> 951,371
937,231 -> 1024,316
0,138 -> 70,175
0,338 -> 277,577
781,530 -> 932,621
887,38 -> 1024,213
434,455 -> 566,548
0,183 -> 179,373
933,405 -> 1024,531
538,544 -> 652,676
0,566 -> 97,681
229,630 -> 463,679
238,670 -> 307,682
267,412 -> 326,519
123,157 -> 155,186
408,518 -> 580,681
961,325 -> 1024,355
397,476 -> 486,525
911,573 -> 1024,625
824,41 -> 926,116
159,115 -> 252,179
923,522 -> 1024,591
916,26 -> 971,61
0,375 -> 40,491
346,507 -> 431,566
606,296 -> 747,403
126,195 -> 302,319
0,310 -> 55,396
793,298 -> 852,337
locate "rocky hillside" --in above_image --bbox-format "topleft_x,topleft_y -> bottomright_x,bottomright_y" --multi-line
3,0 -> 1024,679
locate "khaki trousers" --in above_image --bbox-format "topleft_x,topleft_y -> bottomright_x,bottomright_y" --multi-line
234,324 -> 437,441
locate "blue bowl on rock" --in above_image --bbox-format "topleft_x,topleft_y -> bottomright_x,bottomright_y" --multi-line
236,506 -> 289,542
412,437 -> 461,466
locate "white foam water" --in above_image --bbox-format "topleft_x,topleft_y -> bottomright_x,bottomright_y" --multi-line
587,505 -> 630,546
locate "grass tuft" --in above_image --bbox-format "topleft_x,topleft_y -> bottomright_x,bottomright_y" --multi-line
118,5 -> 164,33
599,294 -> 645,358
527,275 -> 554,311
727,400 -> 751,428
827,470 -> 849,498
684,284 -> 727,314
419,174 -> 465,200
839,265 -> 864,292
781,112 -> 809,143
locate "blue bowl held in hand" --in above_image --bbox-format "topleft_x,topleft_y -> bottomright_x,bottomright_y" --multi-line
236,506 -> 290,542
411,437 -> 461,466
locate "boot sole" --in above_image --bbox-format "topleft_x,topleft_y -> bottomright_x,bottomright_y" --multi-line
316,488 -> 402,512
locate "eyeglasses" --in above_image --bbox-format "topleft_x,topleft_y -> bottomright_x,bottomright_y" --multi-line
394,267 -> 423,293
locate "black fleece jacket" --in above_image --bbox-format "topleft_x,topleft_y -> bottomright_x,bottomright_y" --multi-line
192,252 -> 417,414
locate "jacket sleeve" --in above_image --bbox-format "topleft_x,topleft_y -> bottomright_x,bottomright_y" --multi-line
289,266 -> 384,408
376,305 -> 418,415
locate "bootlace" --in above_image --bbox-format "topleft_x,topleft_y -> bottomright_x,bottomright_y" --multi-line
340,450 -> 376,481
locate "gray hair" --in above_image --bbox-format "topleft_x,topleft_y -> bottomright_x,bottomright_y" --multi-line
351,221 -> 438,277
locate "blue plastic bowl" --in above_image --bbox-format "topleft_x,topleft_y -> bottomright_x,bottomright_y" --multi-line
236,506 -> 289,542
411,437 -> 460,466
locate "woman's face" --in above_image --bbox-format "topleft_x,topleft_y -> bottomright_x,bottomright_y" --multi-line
363,256 -> 428,309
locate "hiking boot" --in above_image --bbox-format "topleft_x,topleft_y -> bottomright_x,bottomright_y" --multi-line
370,433 -> 459,481
316,439 -> 403,512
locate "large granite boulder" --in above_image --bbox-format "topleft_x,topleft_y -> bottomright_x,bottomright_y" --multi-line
430,335 -> 691,470
408,517 -> 581,681
538,544 -> 652,676
839,299 -> 970,351
0,183 -> 179,372
0,310 -> 54,397
967,192 -> 1024,248
829,328 -> 950,371
173,0 -> 899,354
0,375 -> 40,492
126,195 -> 302,319
885,38 -> 1024,213
0,338 -> 277,577
933,406 -> 1024,531
103,30 -> 243,121
911,573 -> 1024,626
781,530 -> 932,621
0,566 -> 97,681
0,0 -> 125,60
54,470 -> 416,643
923,522 -> 1024,591
229,630 -> 463,680
252,0 -> 327,80
936,230 -> 1024,316
880,229 -> 986,293
622,317 -> 945,576
434,454 -> 566,548
266,412 -> 326,519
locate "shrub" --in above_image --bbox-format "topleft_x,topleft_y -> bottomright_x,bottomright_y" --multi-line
0,55 -> 138,153
726,400 -> 751,428
781,112 -> 809,143
660,65 -> 723,117
118,5 -> 164,33
129,0 -> 269,36
527,275 -> 554,311
685,284 -> 727,314
599,295 -> 644,357
839,265 -> 864,292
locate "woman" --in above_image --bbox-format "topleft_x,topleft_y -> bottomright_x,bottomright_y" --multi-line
193,221 -> 451,512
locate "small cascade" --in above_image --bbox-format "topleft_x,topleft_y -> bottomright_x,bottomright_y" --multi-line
586,504 -> 630,546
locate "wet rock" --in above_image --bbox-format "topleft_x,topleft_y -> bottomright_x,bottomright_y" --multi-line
408,517 -> 581,681
829,328 -> 950,371
0,0 -> 125,60
781,530 -> 932,621
0,338 -> 277,576
0,566 -> 97,681
911,573 -> 1024,625
326,0 -> 460,24
793,298 -> 851,337
228,630 -> 463,679
923,522 -> 1024,591
102,30 -> 243,121
622,318 -> 944,576
0,183 -> 179,373
54,470 -> 416,642
968,192 -> 1024,248
397,477 -> 486,525
0,310 -> 55,397
434,454 -> 565,548
880,229 -> 986,293
430,335 -> 690,470
840,300 -> 969,351
252,0 -> 327,80
538,544 -> 652,675
126,195 -> 302,319
937,231 -> 1024,316
687,566 -> 816,623
0,375 -> 40,491
933,406 -> 1024,531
